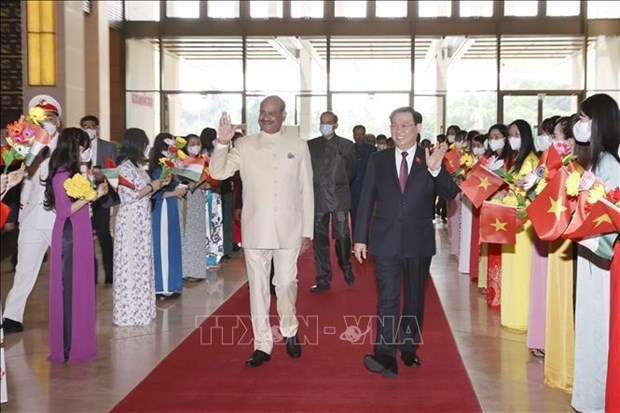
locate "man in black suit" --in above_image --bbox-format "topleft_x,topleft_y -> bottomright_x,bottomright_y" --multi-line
350,124 -> 377,239
307,111 -> 356,292
81,115 -> 117,284
353,107 -> 458,378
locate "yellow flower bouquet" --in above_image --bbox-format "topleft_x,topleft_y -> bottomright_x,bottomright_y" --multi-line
63,173 -> 97,202
159,136 -> 188,179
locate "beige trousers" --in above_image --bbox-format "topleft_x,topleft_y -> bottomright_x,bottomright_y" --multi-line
244,248 -> 300,354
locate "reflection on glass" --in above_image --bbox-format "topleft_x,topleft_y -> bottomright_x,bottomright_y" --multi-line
125,92 -> 160,140
504,0 -> 538,17
500,36 -> 584,90
335,0 -> 367,18
166,0 -> 199,18
418,0 -> 451,18
291,0 -> 323,18
542,95 -> 579,120
295,95 -> 328,139
332,93 -> 409,140
250,0 -> 283,18
546,0 -> 580,17
376,0 -> 408,18
587,1 -> 620,18
502,95 -> 537,129
414,95 -> 442,141
125,0 -> 160,21
459,0 -> 494,17
446,37 -> 497,91
207,0 -> 239,18
447,92 -> 497,132
166,93 -> 242,137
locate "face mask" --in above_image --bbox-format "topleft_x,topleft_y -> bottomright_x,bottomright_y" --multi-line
80,148 -> 92,163
319,124 -> 334,137
43,121 -> 57,136
456,141 -> 463,150
84,129 -> 97,141
187,145 -> 201,156
535,134 -> 552,152
473,147 -> 486,157
144,145 -> 151,158
573,120 -> 591,143
489,139 -> 505,152
508,136 -> 521,150
447,135 -> 456,143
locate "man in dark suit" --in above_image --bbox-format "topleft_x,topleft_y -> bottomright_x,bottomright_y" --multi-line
81,115 -> 117,285
349,124 -> 376,239
307,111 -> 356,292
353,106 -> 458,378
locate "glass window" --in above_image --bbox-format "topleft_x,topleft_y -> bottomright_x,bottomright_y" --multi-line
376,0 -> 408,18
418,1 -> 451,18
415,95 -> 445,140
207,0 -> 239,18
459,1 -> 494,18
447,92 -> 497,133
587,1 -> 620,18
298,37 -> 328,92
542,95 -> 579,120
330,36 -> 411,92
250,1 -> 283,18
166,0 -> 199,18
125,92 -> 160,140
414,37 -> 438,93
295,94 -> 328,140
586,36 -> 620,98
166,93 -> 242,136
500,35 -> 585,91
126,38 -> 160,90
504,1 -> 538,17
547,0 -> 580,16
291,1 -> 323,18
125,0 -> 160,21
332,93 -> 409,141
502,95 -> 538,128
334,1 -> 366,18
26,0 -> 56,86
161,37 -> 243,91
245,36 -> 301,92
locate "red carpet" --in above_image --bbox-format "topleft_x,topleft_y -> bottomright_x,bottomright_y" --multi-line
112,252 -> 481,412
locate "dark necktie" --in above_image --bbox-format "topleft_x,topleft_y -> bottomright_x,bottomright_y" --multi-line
399,151 -> 408,193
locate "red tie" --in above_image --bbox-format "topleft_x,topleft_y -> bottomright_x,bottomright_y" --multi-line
399,152 -> 408,193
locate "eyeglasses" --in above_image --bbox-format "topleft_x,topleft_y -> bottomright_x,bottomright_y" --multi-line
390,123 -> 416,130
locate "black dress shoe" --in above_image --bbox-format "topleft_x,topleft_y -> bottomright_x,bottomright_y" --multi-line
344,269 -> 355,286
2,318 -> 24,334
363,354 -> 398,378
401,350 -> 421,367
245,350 -> 271,367
310,283 -> 330,293
285,335 -> 302,358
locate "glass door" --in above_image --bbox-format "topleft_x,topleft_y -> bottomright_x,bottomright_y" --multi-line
414,94 -> 446,143
501,92 -> 580,133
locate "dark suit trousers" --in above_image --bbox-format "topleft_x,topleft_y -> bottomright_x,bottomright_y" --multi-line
91,206 -> 114,283
373,255 -> 431,357
313,210 -> 351,286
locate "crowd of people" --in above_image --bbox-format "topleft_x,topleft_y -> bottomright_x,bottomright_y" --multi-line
1,93 -> 618,412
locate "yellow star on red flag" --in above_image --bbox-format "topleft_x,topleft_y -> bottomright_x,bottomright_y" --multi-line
491,218 -> 507,231
547,196 -> 567,220
478,177 -> 492,190
593,213 -> 612,228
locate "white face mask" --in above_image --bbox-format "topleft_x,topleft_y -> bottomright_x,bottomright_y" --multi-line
84,129 -> 97,141
508,136 -> 521,151
187,145 -> 201,156
144,145 -> 151,158
447,135 -> 456,143
489,139 -> 505,152
43,121 -> 57,136
319,124 -> 334,137
535,134 -> 552,152
456,141 -> 463,150
80,147 -> 92,163
573,120 -> 591,143
473,147 -> 486,157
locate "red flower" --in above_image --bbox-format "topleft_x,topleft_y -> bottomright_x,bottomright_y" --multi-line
165,159 -> 175,168
414,157 -> 421,164
607,187 -> 620,205
168,146 -> 178,154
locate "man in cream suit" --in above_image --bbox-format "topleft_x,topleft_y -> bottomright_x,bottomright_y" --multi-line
211,96 -> 314,367
3,95 -> 62,333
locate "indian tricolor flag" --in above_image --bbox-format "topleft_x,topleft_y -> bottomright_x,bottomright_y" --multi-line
100,158 -> 135,190
24,124 -> 51,166
172,156 -> 205,182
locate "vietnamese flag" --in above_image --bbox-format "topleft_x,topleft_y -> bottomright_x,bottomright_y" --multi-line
562,196 -> 620,239
536,143 -> 563,174
443,148 -> 461,175
479,201 -> 517,244
459,162 -> 505,208
526,167 -> 577,241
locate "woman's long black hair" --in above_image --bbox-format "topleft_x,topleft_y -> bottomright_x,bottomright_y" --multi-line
43,127 -> 90,210
578,93 -> 620,172
507,119 -> 536,173
148,132 -> 173,173
117,128 -> 149,167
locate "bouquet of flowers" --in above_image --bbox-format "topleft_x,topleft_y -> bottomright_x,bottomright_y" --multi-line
63,172 -> 98,202
159,136 -> 188,179
2,106 -> 50,173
